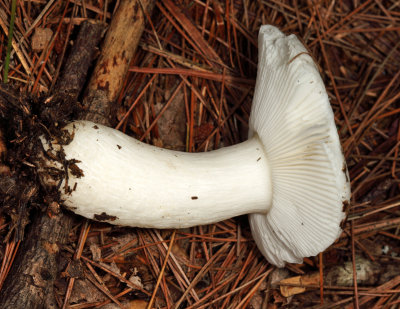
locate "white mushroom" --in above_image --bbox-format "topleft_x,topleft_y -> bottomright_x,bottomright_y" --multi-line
248,25 -> 350,266
41,25 -> 350,267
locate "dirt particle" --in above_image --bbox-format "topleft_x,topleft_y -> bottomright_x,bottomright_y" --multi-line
342,163 -> 349,182
340,200 -> 350,228
65,259 -> 84,278
94,212 -> 118,221
117,144 -> 121,149
257,157 -> 261,161
191,196 -> 198,200
93,125 -> 99,129
342,200 -> 350,213
69,160 -> 84,178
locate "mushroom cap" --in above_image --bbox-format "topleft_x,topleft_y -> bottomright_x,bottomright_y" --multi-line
248,25 -> 350,267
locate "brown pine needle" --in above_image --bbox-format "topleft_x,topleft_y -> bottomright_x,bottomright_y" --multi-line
147,230 -> 176,309
1,1 -> 399,308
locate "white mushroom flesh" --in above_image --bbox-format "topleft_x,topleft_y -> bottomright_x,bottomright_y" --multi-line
42,120 -> 272,228
248,25 -> 350,267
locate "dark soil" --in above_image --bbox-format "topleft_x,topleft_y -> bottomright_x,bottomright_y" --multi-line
0,85 -> 79,242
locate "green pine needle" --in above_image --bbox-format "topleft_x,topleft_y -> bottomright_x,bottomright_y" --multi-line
3,0 -> 17,83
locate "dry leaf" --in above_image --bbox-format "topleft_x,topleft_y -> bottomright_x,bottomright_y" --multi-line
32,28 -> 53,51
154,87 -> 186,151
325,256 -> 380,286
100,261 -> 121,276
100,300 -> 149,309
172,242 -> 190,265
90,243 -> 102,261
129,267 -> 143,289
249,293 -> 264,309
111,233 -> 138,254
70,279 -> 106,304
126,300 -> 148,309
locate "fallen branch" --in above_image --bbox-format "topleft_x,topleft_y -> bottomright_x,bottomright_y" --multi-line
81,0 -> 155,126
0,20 -> 106,309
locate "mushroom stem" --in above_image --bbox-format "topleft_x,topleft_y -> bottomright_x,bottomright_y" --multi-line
46,121 -> 272,228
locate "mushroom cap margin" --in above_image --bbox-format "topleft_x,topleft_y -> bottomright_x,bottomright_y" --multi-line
248,25 -> 351,267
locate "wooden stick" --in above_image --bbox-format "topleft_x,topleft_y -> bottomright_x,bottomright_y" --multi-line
81,0 -> 155,126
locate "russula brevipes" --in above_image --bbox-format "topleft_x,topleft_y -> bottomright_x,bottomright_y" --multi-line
41,25 -> 350,267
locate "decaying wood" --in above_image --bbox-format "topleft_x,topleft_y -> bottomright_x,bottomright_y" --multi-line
81,0 -> 155,126
55,20 -> 106,98
0,208 -> 71,309
0,20 -> 106,309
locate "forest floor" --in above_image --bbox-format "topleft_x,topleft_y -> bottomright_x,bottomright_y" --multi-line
0,1 -> 399,308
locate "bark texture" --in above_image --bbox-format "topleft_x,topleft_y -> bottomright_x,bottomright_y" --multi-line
0,209 -> 71,309
56,20 -> 106,97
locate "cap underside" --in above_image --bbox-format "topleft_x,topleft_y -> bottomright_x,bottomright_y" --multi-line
248,25 -> 351,267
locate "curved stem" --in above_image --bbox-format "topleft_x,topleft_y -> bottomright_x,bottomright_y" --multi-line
48,121 -> 272,228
